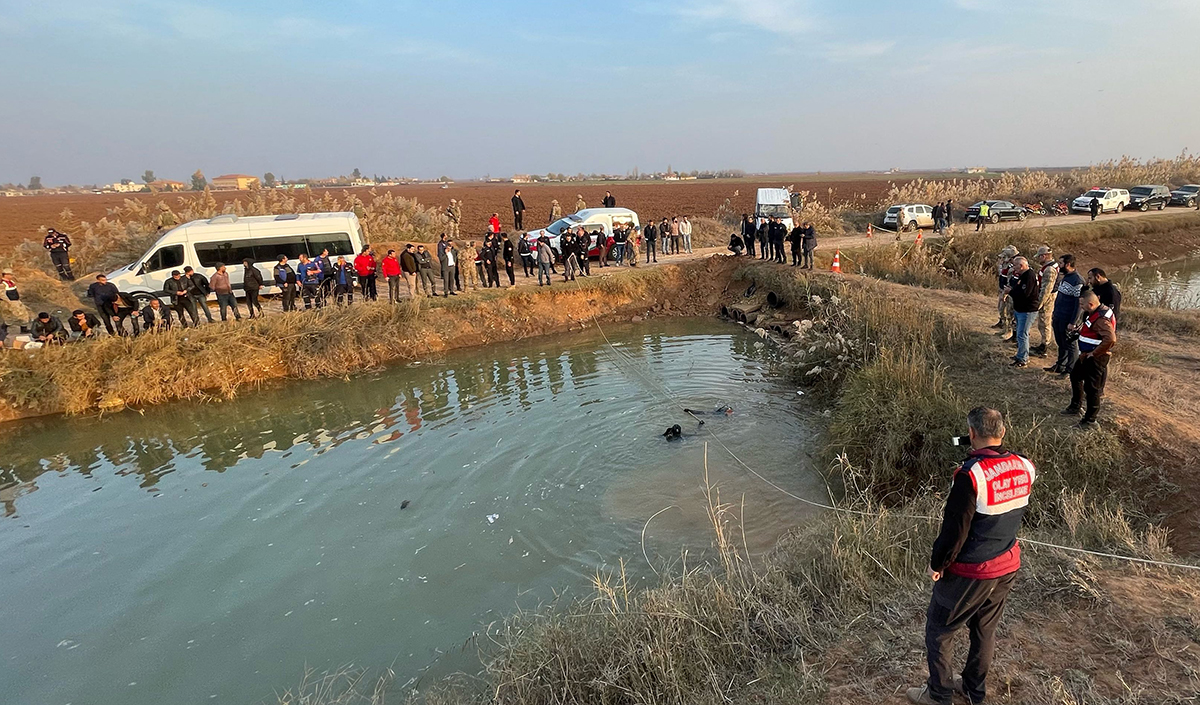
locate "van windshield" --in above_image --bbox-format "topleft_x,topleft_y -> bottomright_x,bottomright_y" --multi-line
1083,190 -> 1107,198
546,216 -> 582,236
756,203 -> 790,218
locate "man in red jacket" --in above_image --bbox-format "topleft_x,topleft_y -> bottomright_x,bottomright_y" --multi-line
488,213 -> 501,234
353,246 -> 378,301
908,407 -> 1036,705
381,249 -> 402,303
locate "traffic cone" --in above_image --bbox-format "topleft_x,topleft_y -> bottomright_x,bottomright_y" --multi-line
831,250 -> 842,273
866,223 -> 873,239
915,229 -> 923,246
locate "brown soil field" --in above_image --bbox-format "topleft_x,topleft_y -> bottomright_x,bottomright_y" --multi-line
0,177 -> 904,253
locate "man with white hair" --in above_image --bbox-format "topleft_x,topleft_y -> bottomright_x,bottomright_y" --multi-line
1003,256 -> 1039,367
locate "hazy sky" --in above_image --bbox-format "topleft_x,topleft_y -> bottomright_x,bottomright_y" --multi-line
3,0 -> 1199,185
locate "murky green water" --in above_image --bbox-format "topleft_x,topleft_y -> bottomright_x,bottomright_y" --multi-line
1122,257 -> 1200,309
0,318 -> 824,705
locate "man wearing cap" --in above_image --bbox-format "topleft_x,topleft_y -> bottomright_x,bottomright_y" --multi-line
992,247 -> 1018,339
43,228 -> 74,280
1030,246 -> 1059,357
575,194 -> 587,212
549,199 -> 563,224
445,199 -> 461,237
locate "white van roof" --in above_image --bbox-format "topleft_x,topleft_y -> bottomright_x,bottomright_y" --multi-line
575,207 -> 638,219
169,211 -> 358,237
756,188 -> 791,204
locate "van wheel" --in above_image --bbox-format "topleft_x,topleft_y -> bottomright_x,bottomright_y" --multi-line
132,293 -> 158,308
1115,202 -> 1124,213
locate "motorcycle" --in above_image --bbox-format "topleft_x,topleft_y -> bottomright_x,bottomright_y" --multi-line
1022,202 -> 1047,216
1049,200 -> 1070,216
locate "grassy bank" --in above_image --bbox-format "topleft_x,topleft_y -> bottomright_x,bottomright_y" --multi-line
0,261 -> 730,422
395,264 -> 1200,705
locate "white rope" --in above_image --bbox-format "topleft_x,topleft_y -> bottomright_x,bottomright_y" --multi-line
587,313 -> 1200,574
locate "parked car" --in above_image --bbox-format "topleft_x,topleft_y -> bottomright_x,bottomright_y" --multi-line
966,200 -> 1027,223
1070,188 -> 1130,214
1128,185 -> 1171,211
525,208 -> 640,257
1169,184 -> 1200,207
883,204 -> 935,231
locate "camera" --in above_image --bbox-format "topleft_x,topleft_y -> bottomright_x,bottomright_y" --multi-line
951,435 -> 971,447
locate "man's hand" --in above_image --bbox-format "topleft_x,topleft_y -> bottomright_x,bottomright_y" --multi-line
927,566 -> 942,582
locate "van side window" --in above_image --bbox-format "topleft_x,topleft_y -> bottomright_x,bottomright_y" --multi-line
193,233 -> 353,268
144,244 -> 184,273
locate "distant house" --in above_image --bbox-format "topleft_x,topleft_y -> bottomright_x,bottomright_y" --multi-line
510,174 -> 532,184
211,174 -> 261,190
966,166 -> 988,174
149,180 -> 188,192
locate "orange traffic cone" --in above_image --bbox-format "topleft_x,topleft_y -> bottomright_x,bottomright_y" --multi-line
866,223 -> 873,239
915,229 -> 923,246
831,250 -> 842,273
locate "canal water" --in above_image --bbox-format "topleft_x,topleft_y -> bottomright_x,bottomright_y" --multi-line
1122,257 -> 1200,309
0,318 -> 825,705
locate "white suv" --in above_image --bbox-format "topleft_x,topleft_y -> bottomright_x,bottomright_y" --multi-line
883,204 -> 935,231
1071,188 -> 1130,214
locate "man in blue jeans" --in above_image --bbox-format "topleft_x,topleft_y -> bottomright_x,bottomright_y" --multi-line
1004,256 -> 1039,367
1045,254 -> 1085,375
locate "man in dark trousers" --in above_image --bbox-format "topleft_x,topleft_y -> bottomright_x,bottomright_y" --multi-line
43,228 -> 75,280
163,270 -> 198,327
85,274 -> 120,335
183,266 -> 215,322
643,220 -> 658,263
602,191 -> 616,208
1086,268 -> 1122,319
801,221 -> 817,270
907,407 -> 1035,705
243,259 -> 264,318
741,214 -> 756,258
788,222 -> 804,266
1089,196 -> 1101,221
511,189 -> 526,231
1064,291 -> 1116,426
1045,254 -> 1084,375
757,220 -> 769,260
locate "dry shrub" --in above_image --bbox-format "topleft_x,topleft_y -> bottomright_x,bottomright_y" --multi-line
881,153 -> 1200,209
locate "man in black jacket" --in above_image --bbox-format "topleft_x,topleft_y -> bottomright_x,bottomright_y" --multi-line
502,235 -> 516,286
141,298 -> 171,332
741,214 -> 756,258
243,259 -> 264,318
163,270 -> 198,327
1004,256 -> 1040,367
1086,268 -> 1122,319
85,274 -> 120,334
183,266 -> 215,322
756,220 -> 769,260
43,228 -> 74,280
644,221 -> 658,263
801,222 -> 818,269
511,189 -> 526,231
31,312 -> 67,345
907,407 -> 1034,705
788,224 -> 804,266
602,191 -> 616,208
68,309 -> 103,339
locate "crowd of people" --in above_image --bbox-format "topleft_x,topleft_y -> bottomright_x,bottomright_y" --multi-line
994,244 -> 1120,426
727,215 -> 818,268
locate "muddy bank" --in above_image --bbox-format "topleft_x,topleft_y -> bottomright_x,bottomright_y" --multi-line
0,258 -> 741,425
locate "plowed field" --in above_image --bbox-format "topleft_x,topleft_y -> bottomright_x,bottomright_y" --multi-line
0,176 -> 904,252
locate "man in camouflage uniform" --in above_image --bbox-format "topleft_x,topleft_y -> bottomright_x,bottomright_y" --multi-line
445,199 -> 462,238
1030,245 -> 1059,357
549,199 -> 563,223
575,194 -> 587,212
993,246 -> 1018,339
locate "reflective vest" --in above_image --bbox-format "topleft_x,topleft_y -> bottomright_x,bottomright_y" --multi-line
979,203 -> 990,217
948,448 -> 1036,580
1078,305 -> 1115,353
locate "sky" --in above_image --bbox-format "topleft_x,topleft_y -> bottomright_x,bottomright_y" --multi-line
2,0 -> 1199,185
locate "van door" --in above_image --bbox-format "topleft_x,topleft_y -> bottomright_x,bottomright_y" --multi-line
136,244 -> 186,295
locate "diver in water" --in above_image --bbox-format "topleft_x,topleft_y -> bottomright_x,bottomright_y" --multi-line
662,424 -> 683,441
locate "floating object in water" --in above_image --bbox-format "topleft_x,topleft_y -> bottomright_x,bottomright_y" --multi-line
401,500 -> 410,510
663,424 -> 683,441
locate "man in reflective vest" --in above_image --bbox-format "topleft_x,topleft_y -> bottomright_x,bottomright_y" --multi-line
908,407 -> 1035,705
1063,291 -> 1116,426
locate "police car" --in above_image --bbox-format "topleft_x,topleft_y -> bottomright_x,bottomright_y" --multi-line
1070,188 -> 1130,214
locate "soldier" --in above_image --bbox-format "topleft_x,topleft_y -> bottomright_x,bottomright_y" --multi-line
549,199 -> 563,224
461,240 -> 481,290
43,228 -> 74,280
992,246 -> 1019,340
575,194 -> 587,212
445,199 -> 462,237
1030,245 -> 1059,357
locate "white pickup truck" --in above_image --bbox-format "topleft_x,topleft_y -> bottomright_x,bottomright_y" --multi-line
525,208 -> 640,257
